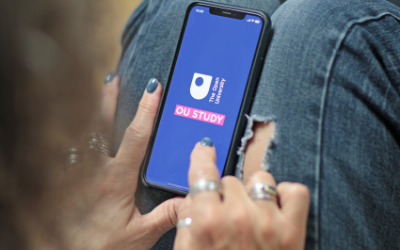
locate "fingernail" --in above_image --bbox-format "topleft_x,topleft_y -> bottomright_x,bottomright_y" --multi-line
104,72 -> 116,84
200,137 -> 213,147
147,78 -> 158,93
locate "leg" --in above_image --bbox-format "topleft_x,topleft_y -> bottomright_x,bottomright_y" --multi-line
241,0 -> 400,249
113,0 -> 280,249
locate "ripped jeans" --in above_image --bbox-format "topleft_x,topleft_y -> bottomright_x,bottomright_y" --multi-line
113,0 -> 400,249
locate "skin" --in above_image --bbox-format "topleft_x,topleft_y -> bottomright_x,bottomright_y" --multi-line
243,122 -> 275,183
173,114 -> 310,249
174,142 -> 310,250
53,76 -> 184,250
51,75 -> 310,250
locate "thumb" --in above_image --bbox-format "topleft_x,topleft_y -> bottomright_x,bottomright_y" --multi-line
142,198 -> 185,237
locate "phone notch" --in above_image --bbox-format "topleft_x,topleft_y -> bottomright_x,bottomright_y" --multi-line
209,7 -> 246,20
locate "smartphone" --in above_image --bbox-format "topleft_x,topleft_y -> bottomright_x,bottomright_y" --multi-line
142,1 -> 271,195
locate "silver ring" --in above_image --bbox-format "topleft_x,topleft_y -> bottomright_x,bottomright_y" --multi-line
64,147 -> 82,167
87,133 -> 111,156
189,179 -> 222,198
249,182 -> 278,201
177,217 -> 192,228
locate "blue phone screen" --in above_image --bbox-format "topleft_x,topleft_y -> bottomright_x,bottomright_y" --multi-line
146,5 -> 263,192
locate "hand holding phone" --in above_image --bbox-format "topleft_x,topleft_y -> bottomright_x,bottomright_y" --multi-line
59,77 -> 184,250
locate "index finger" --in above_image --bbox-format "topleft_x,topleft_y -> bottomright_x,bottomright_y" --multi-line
188,139 -> 221,204
112,78 -> 162,198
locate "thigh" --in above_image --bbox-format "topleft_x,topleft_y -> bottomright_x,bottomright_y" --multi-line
245,0 -> 400,249
114,0 -> 280,153
113,0 -> 280,249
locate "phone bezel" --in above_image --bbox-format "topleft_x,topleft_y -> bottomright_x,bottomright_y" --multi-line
141,1 -> 271,196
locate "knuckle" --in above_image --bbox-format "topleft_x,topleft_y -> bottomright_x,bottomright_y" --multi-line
252,171 -> 266,179
126,122 -> 149,142
293,184 -> 310,200
286,183 -> 310,200
159,200 -> 177,229
177,200 -> 191,216
100,83 -> 118,98
252,171 -> 275,183
259,218 -> 276,240
221,176 -> 240,186
100,88 -> 108,97
280,229 -> 301,249
138,97 -> 158,115
100,85 -> 111,97
191,163 -> 218,178
198,162 -> 217,172
230,205 -> 250,228
194,206 -> 221,236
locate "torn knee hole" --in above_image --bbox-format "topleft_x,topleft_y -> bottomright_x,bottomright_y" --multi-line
235,115 -> 276,182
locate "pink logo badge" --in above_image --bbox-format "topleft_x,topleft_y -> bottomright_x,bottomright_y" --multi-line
174,104 -> 225,126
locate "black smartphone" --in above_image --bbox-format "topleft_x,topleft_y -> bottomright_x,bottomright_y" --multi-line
142,1 -> 271,195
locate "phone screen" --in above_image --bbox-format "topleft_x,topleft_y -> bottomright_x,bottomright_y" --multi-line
145,5 -> 263,192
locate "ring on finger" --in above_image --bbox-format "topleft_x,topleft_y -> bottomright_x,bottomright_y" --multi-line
86,133 -> 111,156
64,147 -> 82,168
249,182 -> 278,201
189,179 -> 222,198
177,217 -> 192,228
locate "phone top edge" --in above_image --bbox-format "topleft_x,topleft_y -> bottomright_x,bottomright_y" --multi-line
190,1 -> 268,16
189,2 -> 271,43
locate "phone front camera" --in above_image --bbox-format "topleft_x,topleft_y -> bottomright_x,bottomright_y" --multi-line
195,77 -> 204,86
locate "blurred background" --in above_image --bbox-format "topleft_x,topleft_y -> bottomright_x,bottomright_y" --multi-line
12,0 -> 143,166
90,0 -> 141,85
0,0 -> 141,248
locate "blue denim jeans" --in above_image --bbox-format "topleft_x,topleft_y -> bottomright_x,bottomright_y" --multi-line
113,0 -> 400,249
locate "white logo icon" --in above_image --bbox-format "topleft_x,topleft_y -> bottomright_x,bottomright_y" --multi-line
190,73 -> 213,100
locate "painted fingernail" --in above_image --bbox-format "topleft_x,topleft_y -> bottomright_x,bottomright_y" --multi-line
147,78 -> 158,93
200,137 -> 213,147
104,72 -> 116,84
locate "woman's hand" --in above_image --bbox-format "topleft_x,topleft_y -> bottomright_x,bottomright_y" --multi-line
174,141 -> 309,250
60,75 -> 183,250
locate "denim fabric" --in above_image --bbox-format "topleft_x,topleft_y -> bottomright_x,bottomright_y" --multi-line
388,0 -> 400,7
113,1 -> 280,249
114,0 -> 400,249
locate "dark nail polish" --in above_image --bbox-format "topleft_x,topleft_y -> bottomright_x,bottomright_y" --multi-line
147,78 -> 158,93
200,137 -> 213,147
104,72 -> 116,84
